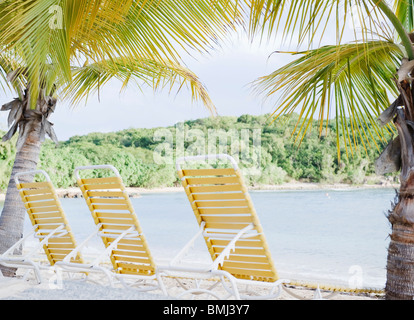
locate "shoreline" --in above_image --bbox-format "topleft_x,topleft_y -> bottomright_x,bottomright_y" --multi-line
0,181 -> 400,201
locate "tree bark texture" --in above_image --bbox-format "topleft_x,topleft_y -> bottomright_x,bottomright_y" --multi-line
386,80 -> 414,299
0,91 -> 57,277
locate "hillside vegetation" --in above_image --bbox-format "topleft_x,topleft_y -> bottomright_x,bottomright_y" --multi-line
0,113 -> 397,192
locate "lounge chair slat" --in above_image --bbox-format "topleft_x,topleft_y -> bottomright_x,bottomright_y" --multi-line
189,185 -> 243,193
192,193 -> 244,201
24,194 -> 55,201
221,255 -> 270,264
96,212 -> 134,219
89,198 -> 126,204
87,191 -> 126,198
19,182 -> 52,189
210,239 -> 261,247
26,200 -> 58,208
98,217 -> 135,225
81,183 -> 124,190
213,246 -> 267,256
201,215 -> 253,223
92,204 -> 130,211
205,222 -> 251,229
182,168 -> 236,176
186,176 -> 239,185
116,261 -> 154,270
28,206 -> 60,214
33,217 -> 65,225
222,267 -> 276,280
221,261 -> 272,270
195,200 -> 249,208
32,212 -> 63,219
198,208 -> 251,214
81,177 -> 121,185
22,188 -> 53,196
112,249 -> 147,257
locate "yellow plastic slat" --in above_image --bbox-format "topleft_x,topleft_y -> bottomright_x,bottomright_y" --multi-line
96,212 -> 134,219
201,215 -> 253,223
211,238 -> 262,247
81,177 -> 121,185
19,181 -> 52,189
222,267 -> 276,279
116,262 -> 153,270
221,255 -> 270,264
87,191 -> 126,198
198,208 -> 251,215
24,194 -> 55,201
82,183 -> 124,190
182,168 -> 236,177
92,204 -> 130,211
189,185 -> 243,193
26,200 -> 58,208
32,212 -> 63,219
21,188 -> 53,196
89,198 -> 127,204
186,176 -> 239,185
222,261 -> 272,270
33,217 -> 64,225
98,217 -> 135,225
28,206 -> 60,214
205,222 -> 251,230
195,200 -> 249,208
213,246 -> 267,256
192,192 -> 245,201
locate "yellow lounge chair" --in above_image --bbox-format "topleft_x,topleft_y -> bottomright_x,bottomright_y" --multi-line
0,170 -> 83,284
160,154 -> 289,299
55,165 -> 166,294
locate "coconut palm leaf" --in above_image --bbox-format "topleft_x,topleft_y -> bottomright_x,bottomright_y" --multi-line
0,0 -> 243,109
247,0 -> 388,46
253,39 -> 403,159
62,57 -> 216,114
394,0 -> 414,31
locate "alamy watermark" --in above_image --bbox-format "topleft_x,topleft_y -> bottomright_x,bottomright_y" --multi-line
153,123 -> 262,176
49,5 -> 63,30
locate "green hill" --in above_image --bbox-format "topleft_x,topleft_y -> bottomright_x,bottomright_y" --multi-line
0,113 -> 397,191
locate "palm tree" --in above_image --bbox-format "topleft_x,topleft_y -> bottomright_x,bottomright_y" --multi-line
247,0 -> 414,299
0,0 -> 242,277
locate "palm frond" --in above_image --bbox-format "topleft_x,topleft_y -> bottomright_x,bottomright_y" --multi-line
252,40 -> 403,159
0,0 -> 242,109
62,57 -> 216,114
247,0 -> 392,47
394,0 -> 414,31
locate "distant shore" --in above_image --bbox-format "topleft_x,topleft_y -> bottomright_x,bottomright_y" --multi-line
0,181 -> 400,202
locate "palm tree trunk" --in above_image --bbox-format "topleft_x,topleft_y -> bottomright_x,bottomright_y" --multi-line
386,81 -> 414,299
0,110 -> 47,277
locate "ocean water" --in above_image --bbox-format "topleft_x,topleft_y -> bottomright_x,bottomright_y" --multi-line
0,188 -> 396,289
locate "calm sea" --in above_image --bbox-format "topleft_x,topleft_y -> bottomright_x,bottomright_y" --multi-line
0,188 -> 396,289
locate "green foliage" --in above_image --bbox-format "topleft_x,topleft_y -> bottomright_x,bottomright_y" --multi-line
0,113 -> 397,190
0,131 -> 17,192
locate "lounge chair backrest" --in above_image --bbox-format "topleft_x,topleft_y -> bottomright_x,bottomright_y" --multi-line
75,165 -> 156,277
15,170 -> 83,265
176,154 -> 279,282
